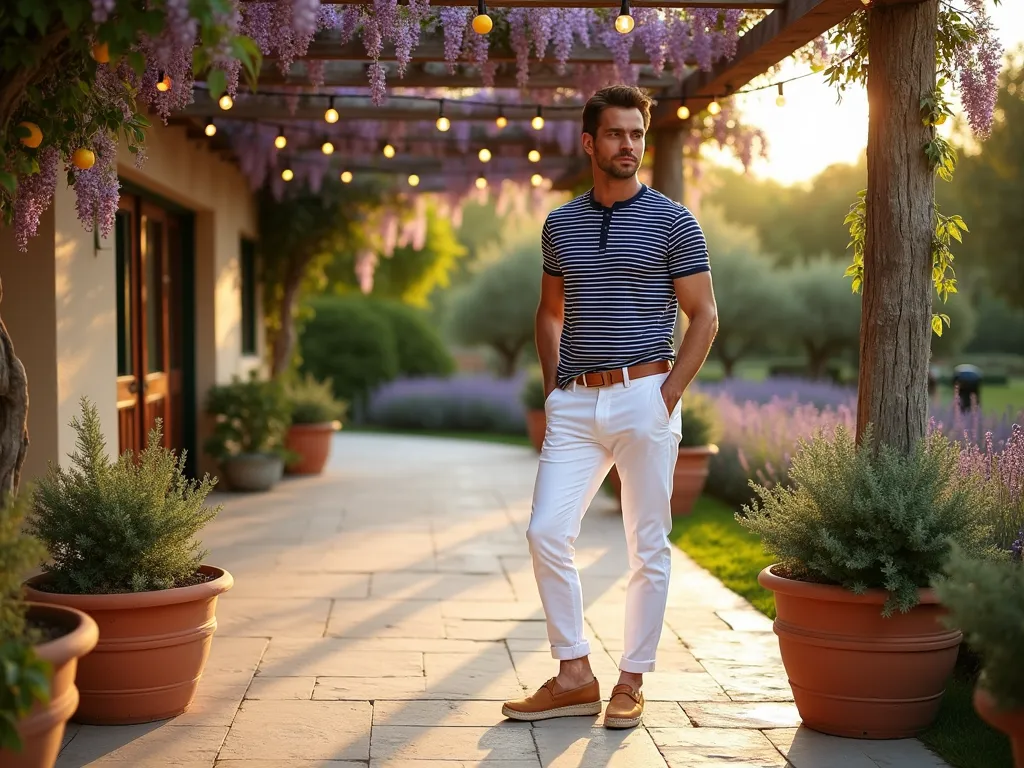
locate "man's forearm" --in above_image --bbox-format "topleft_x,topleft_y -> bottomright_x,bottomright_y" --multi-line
535,311 -> 562,395
665,313 -> 718,397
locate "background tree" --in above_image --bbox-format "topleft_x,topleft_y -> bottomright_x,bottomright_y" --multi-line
447,237 -> 542,378
699,206 -> 790,377
777,258 -> 862,379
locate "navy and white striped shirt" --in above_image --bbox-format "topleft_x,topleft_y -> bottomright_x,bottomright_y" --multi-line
542,184 -> 710,388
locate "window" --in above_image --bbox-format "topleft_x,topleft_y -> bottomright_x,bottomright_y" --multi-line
240,239 -> 257,356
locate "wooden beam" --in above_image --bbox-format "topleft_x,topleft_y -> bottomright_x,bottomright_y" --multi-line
243,0 -> 783,8
650,0 -> 862,128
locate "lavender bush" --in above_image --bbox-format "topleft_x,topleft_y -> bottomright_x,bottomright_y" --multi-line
367,374 -> 527,435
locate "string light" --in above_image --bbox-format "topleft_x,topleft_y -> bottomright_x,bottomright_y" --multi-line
615,0 -> 634,34
408,174 -> 420,187
531,107 -> 544,131
475,175 -> 488,190
274,127 -> 287,149
340,170 -> 353,183
676,105 -> 690,120
708,98 -> 722,116
528,149 -> 541,163
531,173 -> 543,187
776,83 -> 786,107
321,140 -> 334,155
496,107 -> 507,129
436,100 -> 450,132
472,0 -> 492,34
281,168 -> 294,181
478,148 -> 492,162
156,71 -> 171,92
204,118 -> 217,137
218,94 -> 233,110
383,143 -> 396,158
324,96 -> 339,124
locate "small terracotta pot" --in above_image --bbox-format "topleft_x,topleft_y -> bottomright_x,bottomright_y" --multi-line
23,565 -> 233,725
974,686 -> 1024,767
525,410 -> 546,452
285,422 -> 335,475
0,605 -> 98,768
758,565 -> 961,739
607,445 -> 717,516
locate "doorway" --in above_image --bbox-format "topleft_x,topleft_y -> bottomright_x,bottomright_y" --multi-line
115,192 -> 196,474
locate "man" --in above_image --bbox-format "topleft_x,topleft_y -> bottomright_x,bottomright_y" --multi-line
501,85 -> 718,730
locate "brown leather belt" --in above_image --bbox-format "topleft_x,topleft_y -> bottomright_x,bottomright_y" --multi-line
572,360 -> 671,388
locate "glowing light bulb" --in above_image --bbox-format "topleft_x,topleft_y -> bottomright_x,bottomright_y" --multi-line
676,105 -> 690,120
383,144 -> 396,158
322,141 -> 334,155
478,148 -> 492,162
496,115 -> 508,129
156,71 -> 171,92
204,120 -> 217,137
274,132 -> 287,149
531,174 -> 543,187
436,116 -> 451,132
218,94 -> 233,110
281,168 -> 294,181
325,98 -> 339,123
775,83 -> 786,107
408,174 -> 420,187
340,170 -> 353,183
475,176 -> 488,190
472,14 -> 492,34
708,100 -> 721,116
532,115 -> 544,131
615,14 -> 634,33
528,149 -> 541,163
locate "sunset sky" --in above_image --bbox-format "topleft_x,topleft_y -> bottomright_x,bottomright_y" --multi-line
708,1 -> 1022,186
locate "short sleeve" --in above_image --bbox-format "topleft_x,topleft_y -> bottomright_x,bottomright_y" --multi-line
667,208 -> 710,279
541,217 -> 562,277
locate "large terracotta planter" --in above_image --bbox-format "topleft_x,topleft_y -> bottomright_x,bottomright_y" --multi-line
758,565 -> 961,739
285,422 -> 335,475
23,565 -> 233,725
974,687 -> 1024,767
525,409 -> 546,452
0,605 -> 98,768
608,445 -> 717,516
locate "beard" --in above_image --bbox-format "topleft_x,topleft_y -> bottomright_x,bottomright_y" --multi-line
595,151 -> 640,180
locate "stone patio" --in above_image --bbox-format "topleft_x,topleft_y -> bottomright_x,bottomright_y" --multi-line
56,433 -> 949,767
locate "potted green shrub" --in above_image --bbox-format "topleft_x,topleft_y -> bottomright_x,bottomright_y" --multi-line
0,491 -> 97,768
520,367 -> 547,452
23,399 -> 231,725
205,371 -> 291,492
608,388 -> 721,516
739,424 -> 995,739
284,374 -> 346,476
935,543 -> 1024,766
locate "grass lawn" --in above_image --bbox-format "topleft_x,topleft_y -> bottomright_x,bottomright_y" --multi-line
344,425 -> 533,448
669,495 -> 1013,768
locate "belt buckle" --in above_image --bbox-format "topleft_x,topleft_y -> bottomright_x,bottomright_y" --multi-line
583,370 -> 611,388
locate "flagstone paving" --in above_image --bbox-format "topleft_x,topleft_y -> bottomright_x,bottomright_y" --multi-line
56,433 -> 950,767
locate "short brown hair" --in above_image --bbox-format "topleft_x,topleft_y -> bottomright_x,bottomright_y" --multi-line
581,85 -> 653,137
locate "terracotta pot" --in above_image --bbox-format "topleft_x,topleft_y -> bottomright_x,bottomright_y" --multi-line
23,565 -> 233,725
221,453 -> 284,492
525,409 -> 546,452
0,605 -> 98,768
758,565 -> 961,739
285,422 -> 335,475
974,686 -> 1024,767
607,445 -> 717,516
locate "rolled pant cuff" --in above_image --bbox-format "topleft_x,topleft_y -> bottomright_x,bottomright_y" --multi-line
551,640 -> 591,660
619,655 -> 656,673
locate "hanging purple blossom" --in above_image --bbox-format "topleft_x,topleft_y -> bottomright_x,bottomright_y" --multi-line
292,0 -> 320,38
12,146 -> 59,252
635,9 -> 667,77
338,6 -> 360,43
528,9 -> 556,60
241,3 -> 274,55
73,130 -> 119,239
91,0 -> 115,23
355,250 -> 378,294
954,0 -> 1003,138
508,9 -> 531,89
306,59 -> 326,89
721,10 -> 743,61
361,9 -> 384,60
598,27 -> 635,84
690,8 -> 715,72
393,17 -> 417,77
317,4 -> 341,30
368,61 -> 388,105
439,7 -> 470,74
666,15 -> 692,80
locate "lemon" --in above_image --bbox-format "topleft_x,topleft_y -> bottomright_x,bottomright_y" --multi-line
72,148 -> 96,170
18,122 -> 42,148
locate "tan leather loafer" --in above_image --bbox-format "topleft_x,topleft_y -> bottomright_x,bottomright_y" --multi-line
502,677 -> 602,722
604,683 -> 644,729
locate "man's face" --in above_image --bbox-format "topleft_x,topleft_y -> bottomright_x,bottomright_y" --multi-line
584,107 -> 646,180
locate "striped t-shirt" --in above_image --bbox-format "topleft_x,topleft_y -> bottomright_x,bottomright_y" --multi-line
541,184 -> 710,388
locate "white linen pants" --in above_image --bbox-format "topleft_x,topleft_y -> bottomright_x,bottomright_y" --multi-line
527,369 -> 681,674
